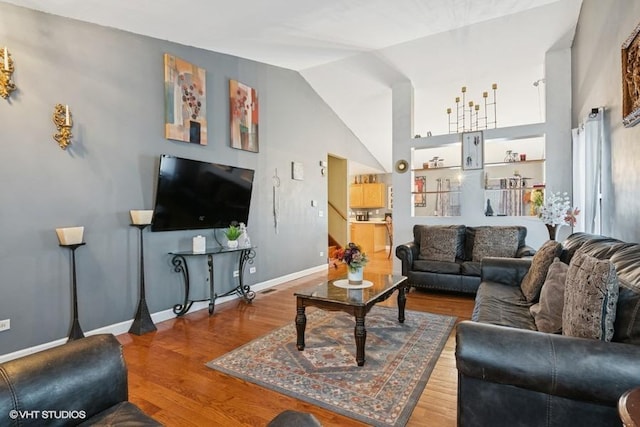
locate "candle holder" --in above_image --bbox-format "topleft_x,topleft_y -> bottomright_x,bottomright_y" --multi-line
128,212 -> 156,335
53,104 -> 73,150
446,84 -> 498,133
0,47 -> 16,99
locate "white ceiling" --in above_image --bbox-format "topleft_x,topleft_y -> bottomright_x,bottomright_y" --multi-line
2,0 -> 583,173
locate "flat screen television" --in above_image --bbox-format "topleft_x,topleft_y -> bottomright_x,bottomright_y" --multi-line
151,154 -> 255,232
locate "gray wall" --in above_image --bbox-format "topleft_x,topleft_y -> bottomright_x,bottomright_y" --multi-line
572,0 -> 640,242
0,4 -> 383,354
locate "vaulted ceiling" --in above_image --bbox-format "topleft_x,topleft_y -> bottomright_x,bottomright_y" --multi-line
2,0 -> 583,173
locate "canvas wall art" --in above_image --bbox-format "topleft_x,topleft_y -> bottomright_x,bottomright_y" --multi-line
164,53 -> 207,145
230,79 -> 259,152
622,20 -> 640,127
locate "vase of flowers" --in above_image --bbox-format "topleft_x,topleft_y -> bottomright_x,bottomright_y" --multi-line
335,242 -> 369,284
537,191 -> 580,240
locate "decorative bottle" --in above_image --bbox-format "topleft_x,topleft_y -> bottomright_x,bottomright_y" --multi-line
485,199 -> 494,216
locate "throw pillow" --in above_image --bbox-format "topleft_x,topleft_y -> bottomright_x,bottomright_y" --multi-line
520,240 -> 562,302
418,226 -> 462,262
530,258 -> 568,333
471,227 -> 520,262
562,251 -> 619,341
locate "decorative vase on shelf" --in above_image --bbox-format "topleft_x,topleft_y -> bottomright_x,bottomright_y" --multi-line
485,199 -> 494,216
227,239 -> 239,249
348,267 -> 364,285
546,224 -> 558,241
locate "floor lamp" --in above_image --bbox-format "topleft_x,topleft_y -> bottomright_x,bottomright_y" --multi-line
56,226 -> 86,341
129,210 -> 156,335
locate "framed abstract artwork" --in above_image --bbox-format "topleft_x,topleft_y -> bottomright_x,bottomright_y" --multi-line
163,53 -> 207,145
622,20 -> 640,127
414,176 -> 426,207
230,79 -> 259,152
462,131 -> 484,170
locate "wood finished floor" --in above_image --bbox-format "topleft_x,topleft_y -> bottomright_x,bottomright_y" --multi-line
117,251 -> 476,426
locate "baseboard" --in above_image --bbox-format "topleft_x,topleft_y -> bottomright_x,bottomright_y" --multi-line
0,264 -> 328,363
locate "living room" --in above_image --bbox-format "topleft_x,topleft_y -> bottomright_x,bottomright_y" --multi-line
2,0 -> 640,426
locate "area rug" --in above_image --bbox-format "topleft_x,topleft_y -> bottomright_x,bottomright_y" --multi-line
206,306 -> 456,426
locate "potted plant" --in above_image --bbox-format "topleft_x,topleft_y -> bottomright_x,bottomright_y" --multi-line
224,224 -> 242,248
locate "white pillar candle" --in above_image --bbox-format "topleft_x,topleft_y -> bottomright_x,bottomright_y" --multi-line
65,105 -> 70,126
3,47 -> 8,70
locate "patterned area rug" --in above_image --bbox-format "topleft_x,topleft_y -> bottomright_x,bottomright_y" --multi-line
206,306 -> 456,426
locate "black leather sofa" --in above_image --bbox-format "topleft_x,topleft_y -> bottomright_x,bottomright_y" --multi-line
396,225 -> 535,294
0,334 -> 161,426
456,233 -> 640,426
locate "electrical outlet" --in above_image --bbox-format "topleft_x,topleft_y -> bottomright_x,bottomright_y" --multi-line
319,210 -> 324,217
233,270 -> 239,277
0,319 -> 10,332
249,267 -> 256,274
320,251 -> 324,257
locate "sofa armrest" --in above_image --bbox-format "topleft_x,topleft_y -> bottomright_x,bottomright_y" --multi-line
395,241 -> 418,276
0,334 -> 128,422
516,244 -> 536,258
480,257 -> 531,287
456,321 -> 640,405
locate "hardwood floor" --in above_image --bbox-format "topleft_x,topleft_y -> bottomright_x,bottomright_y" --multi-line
118,251 -> 475,426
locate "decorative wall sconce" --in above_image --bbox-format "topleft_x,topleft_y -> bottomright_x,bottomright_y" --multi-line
447,84 -> 498,134
0,46 -> 16,99
53,104 -> 73,150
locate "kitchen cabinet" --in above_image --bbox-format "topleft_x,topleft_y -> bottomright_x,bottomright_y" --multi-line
349,183 -> 386,208
350,222 -> 388,254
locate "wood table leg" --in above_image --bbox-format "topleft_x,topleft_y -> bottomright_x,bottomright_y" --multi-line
295,303 -> 306,351
354,314 -> 366,366
397,284 -> 407,323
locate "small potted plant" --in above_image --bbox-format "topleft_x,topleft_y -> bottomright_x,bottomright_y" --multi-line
224,224 -> 242,248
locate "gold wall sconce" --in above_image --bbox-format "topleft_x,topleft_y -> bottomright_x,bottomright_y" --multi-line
53,104 -> 73,150
1,46 -> 16,99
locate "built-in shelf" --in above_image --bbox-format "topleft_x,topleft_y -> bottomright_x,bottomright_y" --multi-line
413,190 -> 461,195
485,158 -> 545,167
412,165 -> 461,172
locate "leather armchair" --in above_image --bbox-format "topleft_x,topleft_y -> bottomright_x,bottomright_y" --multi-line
0,334 -> 160,426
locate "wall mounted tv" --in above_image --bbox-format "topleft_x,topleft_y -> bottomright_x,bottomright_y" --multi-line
151,154 -> 255,232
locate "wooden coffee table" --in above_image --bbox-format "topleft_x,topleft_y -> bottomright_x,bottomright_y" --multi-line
294,273 -> 408,366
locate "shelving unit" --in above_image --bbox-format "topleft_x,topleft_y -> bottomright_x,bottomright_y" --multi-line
410,131 -> 546,218
484,176 -> 544,216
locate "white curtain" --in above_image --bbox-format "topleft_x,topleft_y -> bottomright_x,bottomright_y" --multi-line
572,108 -> 603,234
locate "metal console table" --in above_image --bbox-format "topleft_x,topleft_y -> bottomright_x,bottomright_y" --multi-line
169,245 -> 256,316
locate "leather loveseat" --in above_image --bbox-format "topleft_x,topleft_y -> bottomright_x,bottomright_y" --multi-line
0,334 -> 161,426
395,225 -> 535,294
456,233 -> 640,427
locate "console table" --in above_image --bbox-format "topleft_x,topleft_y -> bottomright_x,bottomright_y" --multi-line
169,246 -> 256,316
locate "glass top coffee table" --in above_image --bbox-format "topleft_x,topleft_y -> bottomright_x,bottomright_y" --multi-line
294,273 -> 408,366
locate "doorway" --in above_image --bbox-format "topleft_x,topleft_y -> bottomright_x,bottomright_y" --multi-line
327,155 -> 348,258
